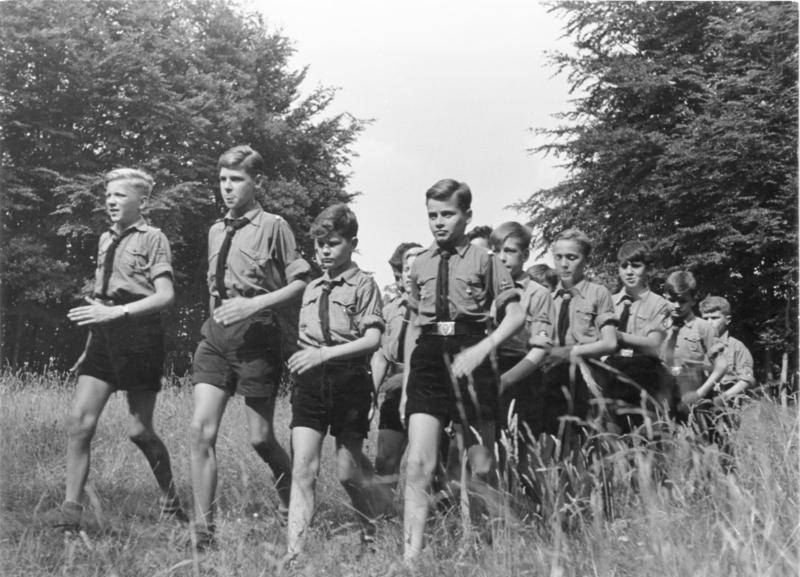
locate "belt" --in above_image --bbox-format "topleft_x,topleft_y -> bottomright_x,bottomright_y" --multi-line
420,321 -> 486,337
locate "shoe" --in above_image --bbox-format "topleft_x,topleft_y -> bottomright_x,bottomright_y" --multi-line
51,500 -> 83,532
159,496 -> 189,523
192,523 -> 217,552
360,520 -> 377,555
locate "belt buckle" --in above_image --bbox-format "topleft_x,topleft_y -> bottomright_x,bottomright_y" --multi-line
620,348 -> 634,358
670,365 -> 682,377
436,321 -> 455,336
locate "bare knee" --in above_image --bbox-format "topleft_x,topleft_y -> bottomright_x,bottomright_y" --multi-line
405,453 -> 436,485
67,411 -> 99,443
292,454 -> 319,489
190,418 -> 218,454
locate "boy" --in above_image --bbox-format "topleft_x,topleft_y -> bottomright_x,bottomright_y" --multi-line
488,223 -> 555,434
699,296 -> 755,403
370,242 -> 422,511
190,145 -> 309,549
659,271 -> 727,415
604,240 -> 672,431
466,225 -> 493,250
527,263 -> 558,292
538,229 -> 618,440
286,204 -> 384,559
62,168 -> 182,530
401,179 -> 524,561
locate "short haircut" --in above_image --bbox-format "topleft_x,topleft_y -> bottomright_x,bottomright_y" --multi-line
425,179 -> 472,212
699,295 -> 731,316
664,270 -> 697,298
490,221 -> 531,252
218,145 -> 265,177
527,263 -> 558,292
617,240 -> 654,266
404,245 -> 425,263
310,203 -> 358,240
389,242 -> 422,271
467,225 -> 493,242
553,228 -> 592,257
104,168 -> 154,198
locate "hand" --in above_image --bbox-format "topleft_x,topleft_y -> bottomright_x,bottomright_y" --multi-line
540,346 -> 571,371
67,297 -> 124,326
399,391 -> 407,429
681,390 -> 701,406
212,296 -> 258,326
287,347 -> 327,375
451,340 -> 492,379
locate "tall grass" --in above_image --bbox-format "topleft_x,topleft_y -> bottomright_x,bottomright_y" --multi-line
1,367 -> 797,576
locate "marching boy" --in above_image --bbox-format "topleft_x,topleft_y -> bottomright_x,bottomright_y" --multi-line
190,145 -> 310,549
285,204 -> 384,559
604,240 -> 672,431
401,179 -> 524,562
699,296 -> 755,404
62,168 -> 183,529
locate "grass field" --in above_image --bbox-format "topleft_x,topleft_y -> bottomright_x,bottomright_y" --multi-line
1,367 -> 798,577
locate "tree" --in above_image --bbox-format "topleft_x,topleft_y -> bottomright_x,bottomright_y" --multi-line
0,0 -> 364,369
516,1 -> 798,376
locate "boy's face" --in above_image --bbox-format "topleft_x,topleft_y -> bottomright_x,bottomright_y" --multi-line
552,239 -> 586,288
403,252 -> 420,294
497,237 -> 528,278
105,180 -> 144,227
315,232 -> 355,275
219,166 -> 258,216
618,259 -> 648,291
665,291 -> 695,321
426,197 -> 471,247
701,310 -> 729,336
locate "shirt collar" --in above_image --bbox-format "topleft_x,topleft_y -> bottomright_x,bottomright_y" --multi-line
322,262 -> 360,285
556,278 -> 589,298
110,217 -> 148,236
224,203 -> 263,226
614,288 -> 649,306
431,235 -> 471,258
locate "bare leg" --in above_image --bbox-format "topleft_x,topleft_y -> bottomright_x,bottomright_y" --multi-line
189,383 -> 229,529
244,396 -> 292,510
403,413 -> 444,561
126,390 -> 180,503
65,376 -> 114,504
286,426 -> 324,558
336,433 -> 378,526
373,428 -> 406,515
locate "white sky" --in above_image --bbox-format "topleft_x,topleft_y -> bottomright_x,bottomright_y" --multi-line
252,0 -> 573,289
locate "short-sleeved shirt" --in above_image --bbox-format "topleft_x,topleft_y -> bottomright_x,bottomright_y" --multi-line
379,293 -> 410,364
93,218 -> 172,301
718,332 -> 755,388
554,279 -> 617,346
207,204 -> 310,298
298,262 -> 385,348
659,315 -> 718,369
499,278 -> 556,358
408,237 -> 518,327
613,289 -> 669,338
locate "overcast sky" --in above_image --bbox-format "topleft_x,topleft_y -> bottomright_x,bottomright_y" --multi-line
253,0 -> 573,289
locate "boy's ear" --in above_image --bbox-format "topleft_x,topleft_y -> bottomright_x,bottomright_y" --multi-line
254,173 -> 266,188
465,208 -> 473,226
351,237 -> 359,250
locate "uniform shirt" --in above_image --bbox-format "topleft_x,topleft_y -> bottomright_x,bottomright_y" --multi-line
554,279 -> 617,346
659,314 -> 719,394
93,218 -> 172,301
379,293 -> 410,364
207,204 -> 310,298
718,332 -> 755,388
298,262 -> 385,348
499,278 -> 556,358
408,236 -> 518,327
613,289 -> 669,338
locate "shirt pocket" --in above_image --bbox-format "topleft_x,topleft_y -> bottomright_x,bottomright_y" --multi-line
299,292 -> 320,334
454,273 -> 487,314
330,291 -> 358,337
416,272 -> 438,308
239,247 -> 268,281
682,333 -> 703,355
121,247 -> 151,276
573,305 -> 597,340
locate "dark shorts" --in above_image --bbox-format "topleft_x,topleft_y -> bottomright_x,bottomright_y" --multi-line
405,334 -> 498,426
290,363 -> 372,438
78,315 -> 164,392
497,354 -> 546,435
192,312 -> 282,398
378,372 -> 404,432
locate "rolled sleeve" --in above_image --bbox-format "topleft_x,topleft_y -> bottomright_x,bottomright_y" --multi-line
526,285 -> 555,351
285,258 -> 311,283
490,255 -> 519,312
147,231 -> 173,281
272,218 -> 309,283
594,287 -> 617,330
355,277 -> 385,333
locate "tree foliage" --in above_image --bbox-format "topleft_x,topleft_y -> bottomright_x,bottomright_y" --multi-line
1,0 -> 364,369
517,1 -> 798,365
